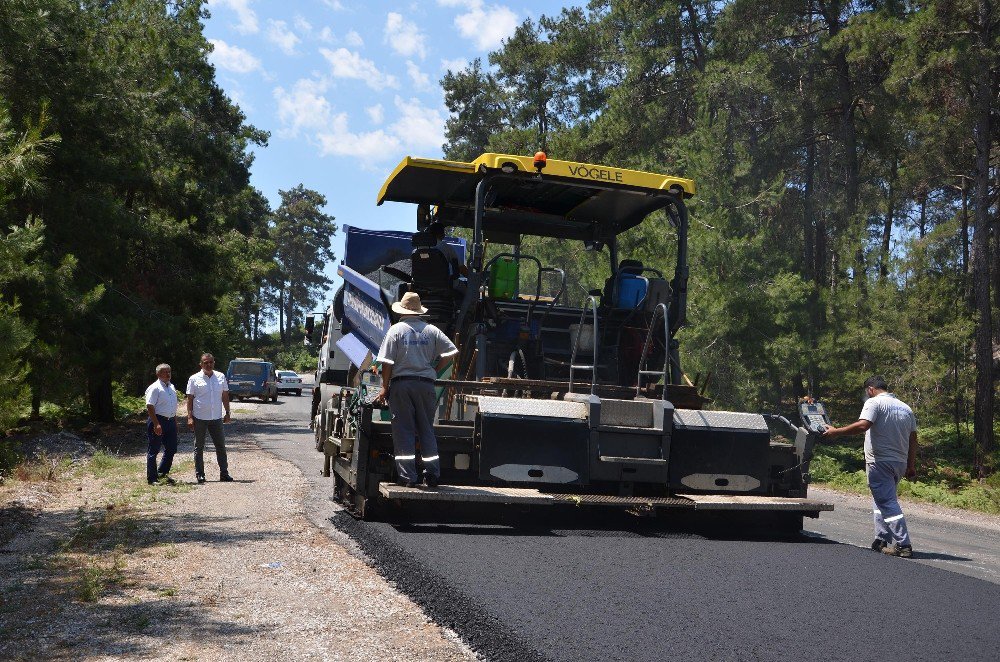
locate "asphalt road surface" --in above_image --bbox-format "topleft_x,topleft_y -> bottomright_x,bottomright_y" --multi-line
249,384 -> 1000,662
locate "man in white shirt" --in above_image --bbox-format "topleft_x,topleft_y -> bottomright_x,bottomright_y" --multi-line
186,353 -> 233,484
824,375 -> 918,558
145,363 -> 179,485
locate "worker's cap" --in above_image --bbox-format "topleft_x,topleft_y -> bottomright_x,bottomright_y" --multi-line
391,291 -> 429,316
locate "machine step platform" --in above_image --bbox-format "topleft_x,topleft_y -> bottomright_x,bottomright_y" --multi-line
378,483 -> 834,512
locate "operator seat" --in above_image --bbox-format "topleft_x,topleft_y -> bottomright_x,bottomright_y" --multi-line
602,259 -> 644,306
409,231 -> 457,329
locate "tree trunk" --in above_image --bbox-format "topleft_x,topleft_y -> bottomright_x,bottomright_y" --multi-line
961,178 -> 970,277
971,1 -> 995,458
918,195 -> 927,238
30,391 -> 40,420
279,283 -> 286,343
819,0 -> 863,293
87,371 -> 114,423
880,162 -> 897,280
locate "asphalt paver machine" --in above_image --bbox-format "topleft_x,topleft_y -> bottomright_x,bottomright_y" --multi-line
313,152 -> 832,526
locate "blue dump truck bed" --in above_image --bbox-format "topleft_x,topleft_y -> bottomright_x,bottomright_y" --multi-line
334,225 -> 464,369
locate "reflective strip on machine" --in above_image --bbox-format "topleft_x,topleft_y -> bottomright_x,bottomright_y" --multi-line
884,513 -> 905,523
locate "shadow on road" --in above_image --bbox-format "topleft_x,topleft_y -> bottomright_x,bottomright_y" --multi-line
368,504 -> 837,544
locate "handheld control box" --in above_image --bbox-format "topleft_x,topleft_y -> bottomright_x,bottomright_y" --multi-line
798,400 -> 831,433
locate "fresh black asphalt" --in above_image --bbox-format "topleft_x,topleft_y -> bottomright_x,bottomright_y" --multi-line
256,392 -> 1000,662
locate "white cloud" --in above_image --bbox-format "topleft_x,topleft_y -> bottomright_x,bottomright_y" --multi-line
439,0 -> 518,50
366,104 -> 385,125
273,78 -> 332,137
345,30 -> 364,47
267,20 -> 300,55
293,16 -> 313,35
441,57 -> 468,73
317,115 -> 401,161
208,39 -> 261,74
389,96 -> 445,151
212,0 -> 259,35
384,12 -> 426,59
322,0 -> 345,9
315,97 -> 444,161
319,26 -> 335,43
320,47 -> 398,90
405,61 -> 432,90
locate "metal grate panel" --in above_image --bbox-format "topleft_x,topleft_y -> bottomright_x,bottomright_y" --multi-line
599,399 -> 654,428
475,395 -> 588,419
673,409 -> 768,431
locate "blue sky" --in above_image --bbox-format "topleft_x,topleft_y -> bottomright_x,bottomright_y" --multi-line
203,0 -> 578,310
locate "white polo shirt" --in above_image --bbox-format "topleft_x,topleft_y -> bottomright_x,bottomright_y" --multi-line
186,370 -> 229,420
145,380 -> 178,418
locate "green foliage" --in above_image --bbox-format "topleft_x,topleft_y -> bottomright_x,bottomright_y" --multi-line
269,185 -> 337,340
0,0 -> 331,426
111,382 -> 146,421
273,344 -> 318,374
438,0 -> 998,468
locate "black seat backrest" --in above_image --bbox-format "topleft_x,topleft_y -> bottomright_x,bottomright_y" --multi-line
411,231 -> 435,248
411,246 -> 453,292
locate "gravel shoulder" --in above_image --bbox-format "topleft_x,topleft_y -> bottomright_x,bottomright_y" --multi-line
0,405 -> 474,661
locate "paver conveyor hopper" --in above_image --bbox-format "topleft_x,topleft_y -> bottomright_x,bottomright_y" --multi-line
310,152 -> 832,527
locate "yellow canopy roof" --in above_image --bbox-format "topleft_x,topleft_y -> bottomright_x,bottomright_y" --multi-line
376,153 -> 695,240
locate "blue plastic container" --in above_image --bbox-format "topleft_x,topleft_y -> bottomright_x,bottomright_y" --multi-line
616,274 -> 647,308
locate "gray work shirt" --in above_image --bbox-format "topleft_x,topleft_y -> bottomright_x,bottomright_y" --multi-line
377,318 -> 458,380
859,392 -> 917,464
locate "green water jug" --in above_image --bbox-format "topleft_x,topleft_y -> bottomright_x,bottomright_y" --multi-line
488,257 -> 519,299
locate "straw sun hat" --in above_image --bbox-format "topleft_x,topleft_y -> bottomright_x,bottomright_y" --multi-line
390,291 -> 429,316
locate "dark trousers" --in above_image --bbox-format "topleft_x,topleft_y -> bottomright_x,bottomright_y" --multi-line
193,417 -> 228,477
146,415 -> 178,482
388,379 -> 440,483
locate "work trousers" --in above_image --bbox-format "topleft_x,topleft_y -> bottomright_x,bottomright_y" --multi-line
193,417 -> 229,477
867,461 -> 911,547
146,415 -> 178,482
387,379 -> 440,483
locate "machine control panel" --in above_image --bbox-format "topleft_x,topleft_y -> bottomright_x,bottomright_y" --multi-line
798,400 -> 831,433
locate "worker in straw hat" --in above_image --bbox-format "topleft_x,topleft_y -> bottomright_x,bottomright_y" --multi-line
374,291 -> 458,487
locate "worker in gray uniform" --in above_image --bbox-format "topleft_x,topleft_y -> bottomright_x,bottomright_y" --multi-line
824,375 -> 918,558
374,291 -> 458,487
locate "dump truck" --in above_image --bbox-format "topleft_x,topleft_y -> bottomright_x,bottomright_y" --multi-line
311,152 -> 833,527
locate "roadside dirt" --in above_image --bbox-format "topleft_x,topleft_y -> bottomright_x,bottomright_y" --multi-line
0,408 -> 474,661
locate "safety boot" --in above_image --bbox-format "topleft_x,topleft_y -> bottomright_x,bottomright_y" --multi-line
881,544 -> 913,558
